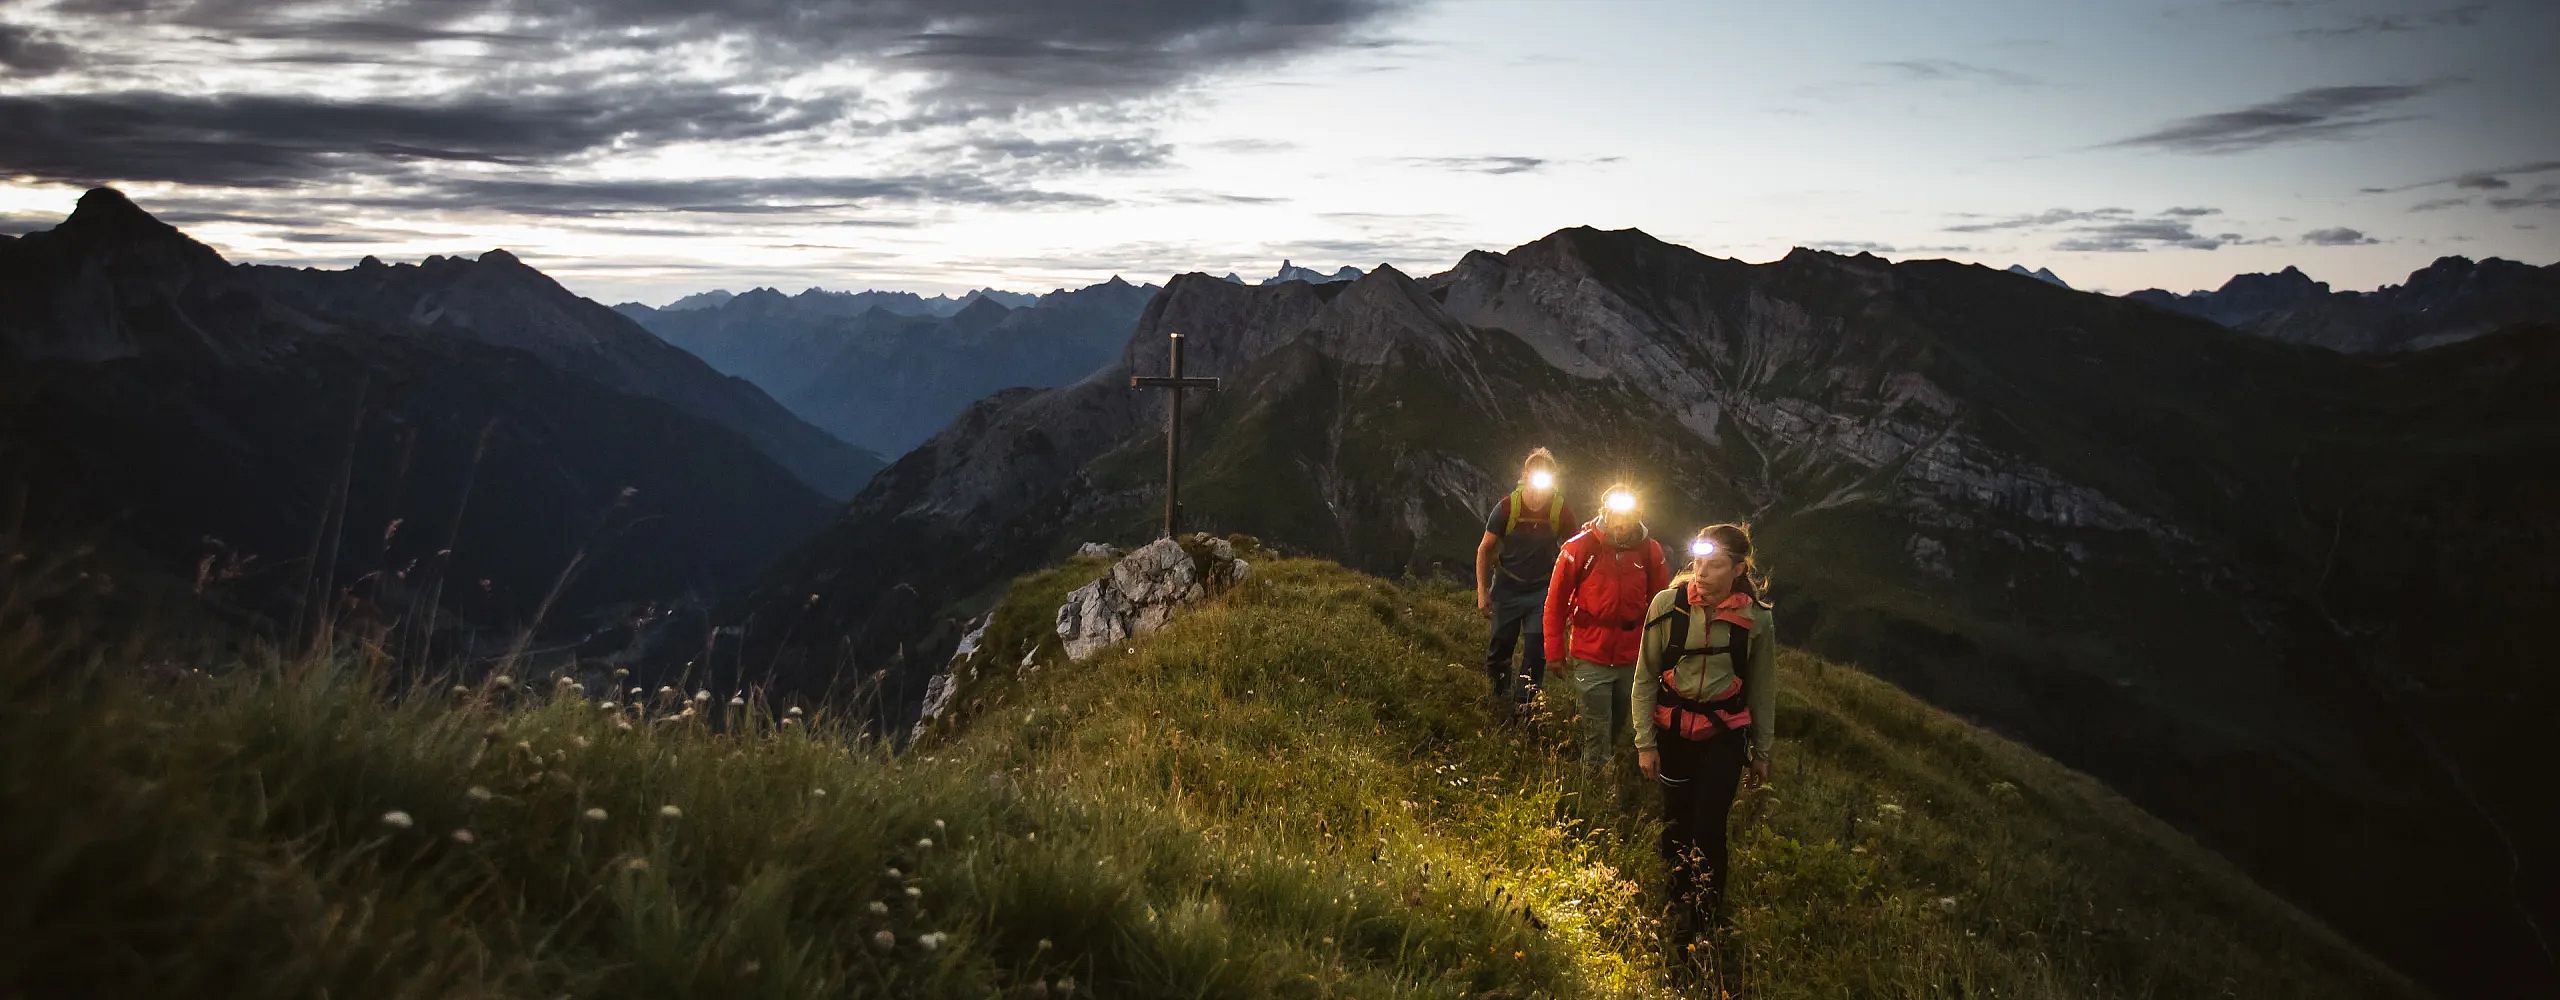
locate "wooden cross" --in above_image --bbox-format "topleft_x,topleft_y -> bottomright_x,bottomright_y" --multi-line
1128,331 -> 1221,538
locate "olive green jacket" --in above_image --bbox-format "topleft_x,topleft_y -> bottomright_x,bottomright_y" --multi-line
1630,586 -> 1776,756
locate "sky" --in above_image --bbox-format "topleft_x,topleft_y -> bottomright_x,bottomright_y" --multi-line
1,0 -> 2553,303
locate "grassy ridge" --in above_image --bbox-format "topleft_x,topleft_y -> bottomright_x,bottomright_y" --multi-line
0,556 -> 2416,997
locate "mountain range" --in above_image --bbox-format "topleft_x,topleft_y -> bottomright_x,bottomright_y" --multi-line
618,279 -> 1157,457
707,232 -> 2559,997
2126,255 -> 2560,353
8,191 -> 2557,995
0,189 -> 879,638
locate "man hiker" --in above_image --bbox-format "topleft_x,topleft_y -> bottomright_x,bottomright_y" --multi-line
1544,484 -> 1669,773
1477,449 -> 1573,714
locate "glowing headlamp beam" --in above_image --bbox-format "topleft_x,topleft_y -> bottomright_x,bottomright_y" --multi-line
1690,538 -> 1718,559
1527,469 -> 1555,491
1604,490 -> 1637,515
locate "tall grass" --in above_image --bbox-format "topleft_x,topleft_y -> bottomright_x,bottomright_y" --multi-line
0,555 -> 2420,998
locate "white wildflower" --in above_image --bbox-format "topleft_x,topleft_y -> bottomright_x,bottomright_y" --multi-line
659,804 -> 683,820
492,675 -> 515,689
380,810 -> 414,830
810,787 -> 828,798
918,837 -> 934,849
867,901 -> 889,915
599,701 -> 617,710
466,785 -> 494,803
904,885 -> 923,899
786,706 -> 804,717
449,828 -> 476,845
1937,895 -> 1958,911
916,931 -> 946,951
583,807 -> 609,823
871,930 -> 895,951
693,690 -> 711,703
729,696 -> 747,708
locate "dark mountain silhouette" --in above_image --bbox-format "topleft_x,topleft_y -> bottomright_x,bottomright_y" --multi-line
0,189 -> 846,635
711,230 -> 2560,997
2127,256 -> 2560,352
619,276 -> 1155,457
248,251 -> 881,499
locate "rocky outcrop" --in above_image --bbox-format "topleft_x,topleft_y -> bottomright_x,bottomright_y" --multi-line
1056,536 -> 1253,661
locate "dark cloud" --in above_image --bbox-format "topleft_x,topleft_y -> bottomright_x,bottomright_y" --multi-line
1870,58 -> 2038,86
361,176 -> 1111,218
0,22 -> 77,75
2103,83 -> 2438,153
2300,226 -> 2378,245
1399,155 -> 1549,175
54,0 -> 1410,110
2053,220 -> 2228,252
2409,196 -> 2472,212
0,87 -> 845,187
2291,4 -> 2487,39
2487,183 -> 2560,212
1946,207 -> 2135,233
2163,206 -> 2221,216
2361,160 -> 2560,195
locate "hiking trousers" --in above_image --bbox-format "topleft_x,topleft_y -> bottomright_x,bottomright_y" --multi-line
1656,726 -> 1750,928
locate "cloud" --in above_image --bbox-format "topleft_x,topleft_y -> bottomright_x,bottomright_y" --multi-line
2103,83 -> 2438,153
2408,196 -> 2472,212
1870,58 -> 2039,87
922,135 -> 1175,174
0,23 -> 77,75
2300,226 -> 2379,245
1946,207 -> 2135,233
2290,4 -> 2487,39
2455,174 -> 2512,190
0,87 -> 847,187
51,0 -> 1413,112
2162,206 -> 2221,216
364,176 -> 1112,218
1803,240 -> 1978,256
2053,220 -> 2229,252
1398,155 -> 1550,175
2487,183 -> 2560,212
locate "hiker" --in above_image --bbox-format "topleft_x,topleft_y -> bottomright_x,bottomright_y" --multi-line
1634,523 -> 1776,945
1543,484 -> 1669,772
1476,448 -> 1575,712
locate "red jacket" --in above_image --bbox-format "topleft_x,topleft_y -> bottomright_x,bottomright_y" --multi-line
1543,523 -> 1669,667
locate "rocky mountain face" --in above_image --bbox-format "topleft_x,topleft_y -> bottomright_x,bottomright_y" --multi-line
2127,255 -> 2560,352
248,252 -> 882,499
0,189 -> 844,635
716,231 -> 2559,997
618,277 -> 1156,457
1249,260 -> 1364,285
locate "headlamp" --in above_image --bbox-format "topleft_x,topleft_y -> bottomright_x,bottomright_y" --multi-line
1605,490 -> 1637,515
1527,469 -> 1555,491
1690,538 -> 1717,559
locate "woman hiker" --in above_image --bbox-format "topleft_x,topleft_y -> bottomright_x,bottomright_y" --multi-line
1634,522 -> 1777,954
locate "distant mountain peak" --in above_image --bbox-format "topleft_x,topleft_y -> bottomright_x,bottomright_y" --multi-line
2004,264 -> 2072,289
1264,259 -> 1364,285
478,248 -> 525,267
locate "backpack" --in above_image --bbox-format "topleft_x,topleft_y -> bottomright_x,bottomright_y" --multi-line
1502,487 -> 1564,537
1645,588 -> 1755,742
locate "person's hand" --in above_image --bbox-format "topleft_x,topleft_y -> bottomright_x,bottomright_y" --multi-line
1545,658 -> 1567,677
1746,757 -> 1771,788
1637,748 -> 1660,780
1477,591 -> 1492,619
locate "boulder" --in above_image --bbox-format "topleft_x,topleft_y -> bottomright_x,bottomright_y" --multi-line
1056,535 -> 1253,662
